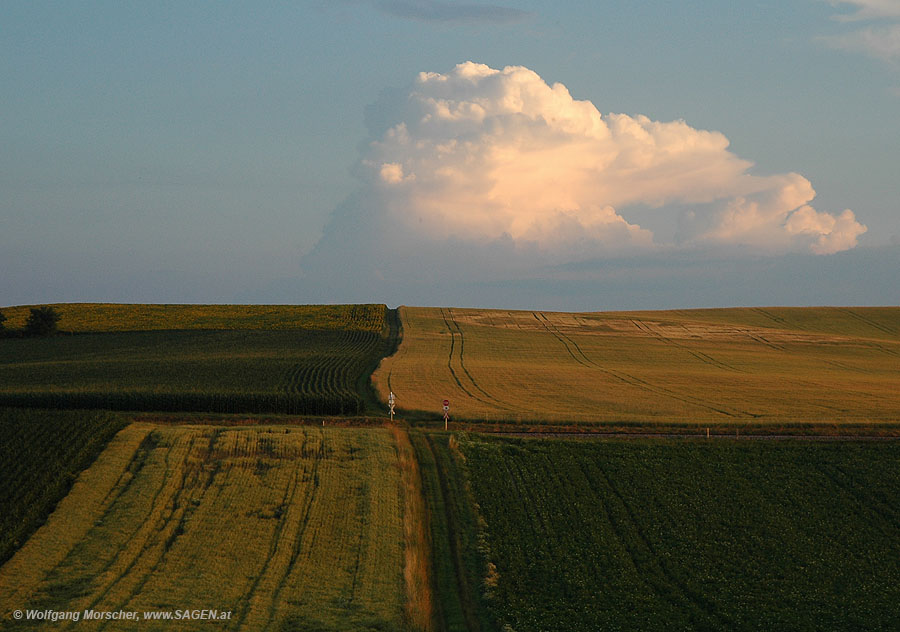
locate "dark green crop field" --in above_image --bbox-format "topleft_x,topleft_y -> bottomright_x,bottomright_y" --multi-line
0,408 -> 128,567
0,304 -> 396,415
437,434 -> 900,632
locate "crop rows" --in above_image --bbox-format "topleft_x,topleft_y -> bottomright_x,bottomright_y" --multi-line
0,408 -> 128,567
0,320 -> 392,416
0,390 -> 364,416
453,435 -> 900,631
0,426 -> 406,631
281,330 -> 382,404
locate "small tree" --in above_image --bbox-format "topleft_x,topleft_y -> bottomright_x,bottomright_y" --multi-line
24,306 -> 61,337
0,310 -> 6,331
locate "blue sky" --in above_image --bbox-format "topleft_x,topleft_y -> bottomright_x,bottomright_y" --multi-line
2,1 -> 898,309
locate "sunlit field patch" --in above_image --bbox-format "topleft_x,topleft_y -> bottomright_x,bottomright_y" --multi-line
375,306 -> 900,426
0,425 -> 406,631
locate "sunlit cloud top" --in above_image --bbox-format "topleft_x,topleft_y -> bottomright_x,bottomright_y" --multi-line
354,62 -> 865,260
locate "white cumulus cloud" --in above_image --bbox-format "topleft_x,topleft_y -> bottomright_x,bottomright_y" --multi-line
352,61 -> 864,259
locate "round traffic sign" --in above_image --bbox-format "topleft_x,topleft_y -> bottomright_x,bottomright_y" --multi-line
442,399 -> 450,407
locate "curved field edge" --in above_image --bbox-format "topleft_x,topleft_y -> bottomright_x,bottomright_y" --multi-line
0,408 -> 129,567
0,424 -> 420,632
374,306 -> 900,426
359,307 -> 402,414
439,432 -> 900,632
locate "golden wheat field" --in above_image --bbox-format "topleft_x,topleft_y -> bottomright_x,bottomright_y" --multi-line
0,424 -> 409,631
374,306 -> 900,425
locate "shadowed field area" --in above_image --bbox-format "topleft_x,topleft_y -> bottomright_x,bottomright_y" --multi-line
375,306 -> 900,425
423,433 -> 900,632
0,304 -> 396,416
0,409 -> 128,567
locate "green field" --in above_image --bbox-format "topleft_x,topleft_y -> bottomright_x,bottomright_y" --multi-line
0,408 -> 128,567
0,424 -> 408,631
429,433 -> 900,631
0,304 -> 396,416
374,306 -> 900,425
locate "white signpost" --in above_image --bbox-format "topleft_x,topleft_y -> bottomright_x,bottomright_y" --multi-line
442,399 -> 450,430
389,391 -> 395,422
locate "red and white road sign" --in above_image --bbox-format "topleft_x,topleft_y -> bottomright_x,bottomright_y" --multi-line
442,399 -> 449,407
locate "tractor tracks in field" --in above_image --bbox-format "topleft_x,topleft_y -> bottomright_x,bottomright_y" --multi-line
753,308 -> 797,330
262,433 -> 327,630
837,307 -> 897,338
629,319 -> 745,374
753,307 -> 899,358
439,308 -> 517,413
812,462 -> 900,541
745,309 -> 900,401
421,433 -> 483,632
439,308 -> 475,401
98,431 -> 224,630
741,329 -> 785,351
229,452 -> 305,630
582,460 -> 736,630
231,431 -> 327,632
531,312 -> 591,369
532,312 -> 751,419
64,431 -> 208,631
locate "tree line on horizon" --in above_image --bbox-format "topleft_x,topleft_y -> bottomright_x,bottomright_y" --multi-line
0,306 -> 61,337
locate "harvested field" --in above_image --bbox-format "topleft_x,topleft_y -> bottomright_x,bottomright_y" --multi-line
374,306 -> 900,425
